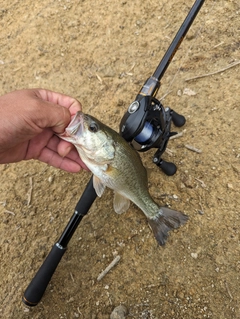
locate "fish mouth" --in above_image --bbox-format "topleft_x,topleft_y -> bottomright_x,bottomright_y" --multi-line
60,111 -> 84,139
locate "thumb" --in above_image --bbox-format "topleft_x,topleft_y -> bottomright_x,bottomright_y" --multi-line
32,89 -> 82,134
34,99 -> 72,134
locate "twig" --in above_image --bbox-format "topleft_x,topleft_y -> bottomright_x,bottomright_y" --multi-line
165,148 -> 174,156
96,73 -> 103,84
195,178 -> 207,188
97,255 -> 121,281
198,195 -> 204,215
4,210 -> 15,216
77,307 -> 83,317
164,132 -> 184,155
213,41 -> 224,49
185,60 -> 240,82
27,177 -> 33,206
159,90 -> 172,101
185,144 -> 202,153
128,62 -> 136,72
70,272 -> 75,282
225,281 -> 233,300
169,132 -> 183,140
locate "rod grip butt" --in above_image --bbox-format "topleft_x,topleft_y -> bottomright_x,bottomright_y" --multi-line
22,243 -> 67,307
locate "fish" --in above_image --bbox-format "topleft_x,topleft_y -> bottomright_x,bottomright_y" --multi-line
59,111 -> 188,245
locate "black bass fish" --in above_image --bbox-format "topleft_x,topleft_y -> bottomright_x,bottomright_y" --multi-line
60,111 -> 188,245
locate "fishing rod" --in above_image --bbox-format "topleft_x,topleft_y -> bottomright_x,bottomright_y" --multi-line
120,0 -> 205,175
22,176 -> 97,306
22,0 -> 205,306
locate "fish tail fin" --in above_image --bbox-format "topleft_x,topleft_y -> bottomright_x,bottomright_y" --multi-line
148,207 -> 188,246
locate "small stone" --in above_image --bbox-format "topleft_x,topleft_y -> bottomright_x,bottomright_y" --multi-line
177,291 -> 185,299
191,252 -> 198,259
183,88 -> 197,96
67,297 -> 74,303
110,305 -> 128,319
227,183 -> 233,189
48,176 -> 54,183
117,99 -> 124,106
181,175 -> 194,188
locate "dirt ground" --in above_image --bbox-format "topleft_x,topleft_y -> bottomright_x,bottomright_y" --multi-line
0,0 -> 240,318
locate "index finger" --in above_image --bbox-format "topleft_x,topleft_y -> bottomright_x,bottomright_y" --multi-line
36,89 -> 82,116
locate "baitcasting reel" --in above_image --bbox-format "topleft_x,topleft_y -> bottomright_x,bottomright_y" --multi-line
120,81 -> 186,176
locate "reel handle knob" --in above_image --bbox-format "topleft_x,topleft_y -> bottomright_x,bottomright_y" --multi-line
154,158 -> 177,176
171,110 -> 186,127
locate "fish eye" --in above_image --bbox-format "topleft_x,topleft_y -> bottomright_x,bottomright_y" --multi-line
89,121 -> 99,133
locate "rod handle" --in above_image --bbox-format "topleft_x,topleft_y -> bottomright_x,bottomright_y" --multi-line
22,243 -> 67,307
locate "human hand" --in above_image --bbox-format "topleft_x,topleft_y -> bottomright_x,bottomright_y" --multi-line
0,88 -> 88,172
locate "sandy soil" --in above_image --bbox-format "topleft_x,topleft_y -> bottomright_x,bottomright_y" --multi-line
0,0 -> 240,318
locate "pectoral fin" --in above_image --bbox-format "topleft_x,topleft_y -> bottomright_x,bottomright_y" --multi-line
93,175 -> 105,197
113,192 -> 130,214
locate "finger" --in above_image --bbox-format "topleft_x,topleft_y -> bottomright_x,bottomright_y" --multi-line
63,148 -> 89,170
47,136 -> 89,170
36,89 -> 82,115
57,139 -> 74,157
25,129 -> 53,160
26,97 -> 70,134
38,147 -> 82,173
28,89 -> 82,134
